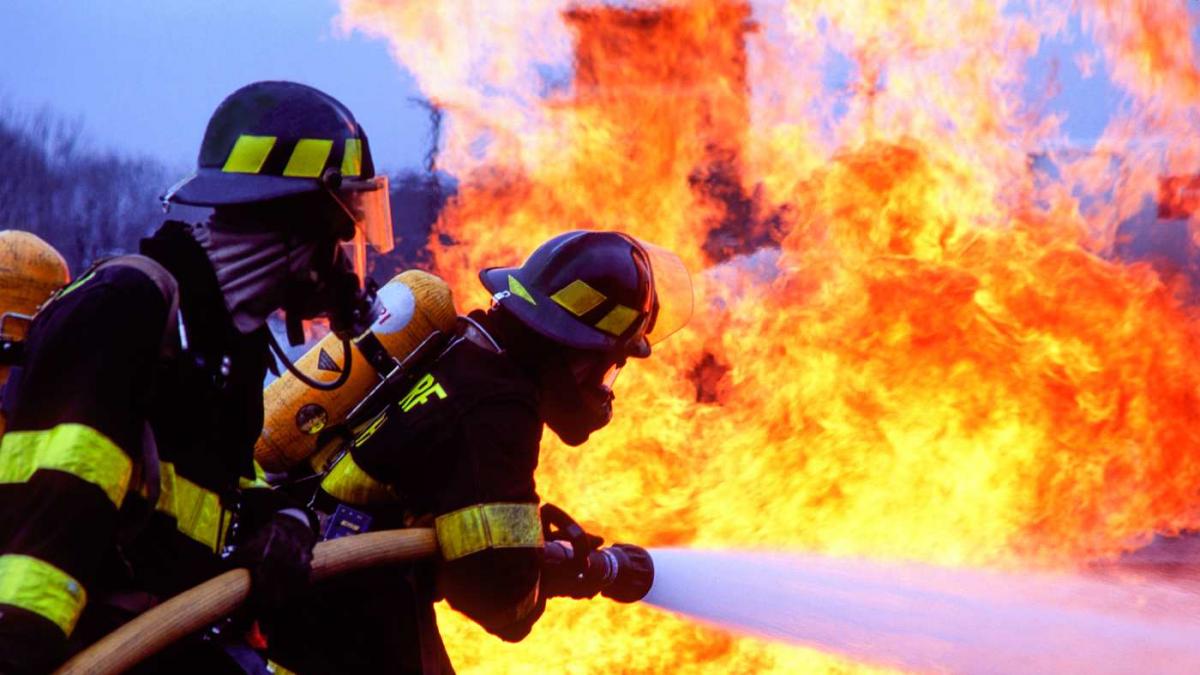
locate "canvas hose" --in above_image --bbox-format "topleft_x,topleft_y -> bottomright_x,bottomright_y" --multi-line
52,528 -> 438,675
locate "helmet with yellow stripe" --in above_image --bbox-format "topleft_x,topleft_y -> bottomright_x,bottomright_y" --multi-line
480,231 -> 693,359
163,81 -> 393,256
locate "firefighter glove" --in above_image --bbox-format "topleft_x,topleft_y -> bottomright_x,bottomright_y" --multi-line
540,538 -> 607,600
231,506 -> 318,619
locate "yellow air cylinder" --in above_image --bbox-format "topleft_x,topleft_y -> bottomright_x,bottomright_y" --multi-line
0,230 -> 70,437
255,270 -> 457,473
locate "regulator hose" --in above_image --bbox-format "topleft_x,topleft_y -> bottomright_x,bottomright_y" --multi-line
267,329 -> 353,391
53,528 -> 438,675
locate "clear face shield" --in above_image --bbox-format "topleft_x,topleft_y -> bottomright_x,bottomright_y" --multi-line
573,237 -> 694,391
569,355 -> 626,394
636,239 -> 693,347
332,175 -> 395,278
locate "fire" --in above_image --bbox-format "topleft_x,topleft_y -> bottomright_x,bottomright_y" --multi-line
339,0 -> 1200,672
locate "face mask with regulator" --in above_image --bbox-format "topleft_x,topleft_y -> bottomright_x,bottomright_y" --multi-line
267,167 -> 394,392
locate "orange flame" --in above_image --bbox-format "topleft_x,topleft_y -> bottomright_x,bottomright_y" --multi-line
339,1 -> 1200,671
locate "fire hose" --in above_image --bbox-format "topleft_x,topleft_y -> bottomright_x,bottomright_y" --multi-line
54,510 -> 653,675
53,528 -> 438,675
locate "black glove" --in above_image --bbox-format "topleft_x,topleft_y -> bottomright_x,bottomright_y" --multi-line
541,536 -> 606,600
0,624 -> 59,675
229,490 -> 318,618
233,510 -> 316,614
540,503 -> 605,599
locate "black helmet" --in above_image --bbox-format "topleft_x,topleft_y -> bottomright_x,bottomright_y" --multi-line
480,231 -> 693,358
164,80 -> 376,207
164,81 -> 395,261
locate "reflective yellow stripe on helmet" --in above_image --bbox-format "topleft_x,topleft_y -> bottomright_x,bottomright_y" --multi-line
507,275 -> 537,305
595,304 -> 639,336
0,554 -> 87,636
222,135 -> 277,174
0,424 -> 132,508
149,461 -> 230,552
551,279 -> 607,316
341,138 -> 363,177
435,503 -> 543,562
549,278 -> 641,336
283,139 -> 334,178
321,451 -> 400,506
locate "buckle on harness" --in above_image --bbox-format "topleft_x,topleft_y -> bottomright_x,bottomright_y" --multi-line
321,503 -> 373,541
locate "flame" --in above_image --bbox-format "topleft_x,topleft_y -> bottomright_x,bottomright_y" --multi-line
339,0 -> 1200,672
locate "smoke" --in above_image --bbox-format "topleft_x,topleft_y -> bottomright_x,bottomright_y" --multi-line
645,549 -> 1200,674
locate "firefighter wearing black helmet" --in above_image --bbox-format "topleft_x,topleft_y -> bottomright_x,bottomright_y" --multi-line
266,231 -> 692,674
0,81 -> 393,673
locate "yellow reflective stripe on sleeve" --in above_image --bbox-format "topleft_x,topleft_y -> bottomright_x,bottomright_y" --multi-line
507,275 -> 537,305
551,279 -> 607,316
150,461 -> 228,552
283,139 -> 334,178
435,503 -> 543,562
341,138 -> 363,177
320,451 -> 400,506
0,424 -> 132,508
0,554 -> 87,637
222,135 -> 277,174
595,304 -> 639,336
267,659 -> 300,675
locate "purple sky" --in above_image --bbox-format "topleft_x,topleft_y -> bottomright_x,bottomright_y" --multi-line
0,0 -> 433,172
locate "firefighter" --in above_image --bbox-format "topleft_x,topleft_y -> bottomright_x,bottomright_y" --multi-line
0,80 -> 394,673
267,230 -> 692,673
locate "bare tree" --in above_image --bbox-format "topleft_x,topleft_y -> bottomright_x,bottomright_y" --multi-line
0,101 -> 170,273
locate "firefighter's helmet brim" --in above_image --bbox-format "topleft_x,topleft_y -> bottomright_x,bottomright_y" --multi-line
165,168 -> 322,207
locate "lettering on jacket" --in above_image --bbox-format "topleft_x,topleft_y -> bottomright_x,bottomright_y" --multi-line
398,373 -> 448,413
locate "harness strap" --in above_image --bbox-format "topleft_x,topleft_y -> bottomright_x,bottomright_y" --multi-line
90,254 -> 182,358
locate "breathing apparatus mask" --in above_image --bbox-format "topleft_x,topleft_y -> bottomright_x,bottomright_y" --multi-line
266,173 -> 394,392
538,348 -> 627,447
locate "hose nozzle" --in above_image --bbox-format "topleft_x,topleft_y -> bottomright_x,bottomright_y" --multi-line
540,503 -> 654,603
589,543 -> 654,603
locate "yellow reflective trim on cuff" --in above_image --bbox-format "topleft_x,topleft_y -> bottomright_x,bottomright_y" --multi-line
435,503 -> 543,562
341,138 -> 363,177
507,275 -> 537,305
0,424 -> 132,507
0,554 -> 87,637
222,135 -> 277,174
150,461 -> 228,552
595,304 -> 639,336
320,451 -> 399,506
551,279 -> 607,316
283,139 -> 334,178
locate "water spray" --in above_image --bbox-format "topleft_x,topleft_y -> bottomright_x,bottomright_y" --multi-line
643,549 -> 1200,674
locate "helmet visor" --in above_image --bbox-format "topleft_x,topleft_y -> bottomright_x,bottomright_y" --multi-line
340,175 -> 395,255
633,238 -> 693,345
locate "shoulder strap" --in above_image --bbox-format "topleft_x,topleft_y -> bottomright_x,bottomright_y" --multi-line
93,254 -> 182,358
89,255 -> 178,540
2,254 -> 183,422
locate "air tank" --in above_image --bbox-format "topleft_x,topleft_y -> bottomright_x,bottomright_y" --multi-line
0,230 -> 70,437
255,270 -> 456,473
